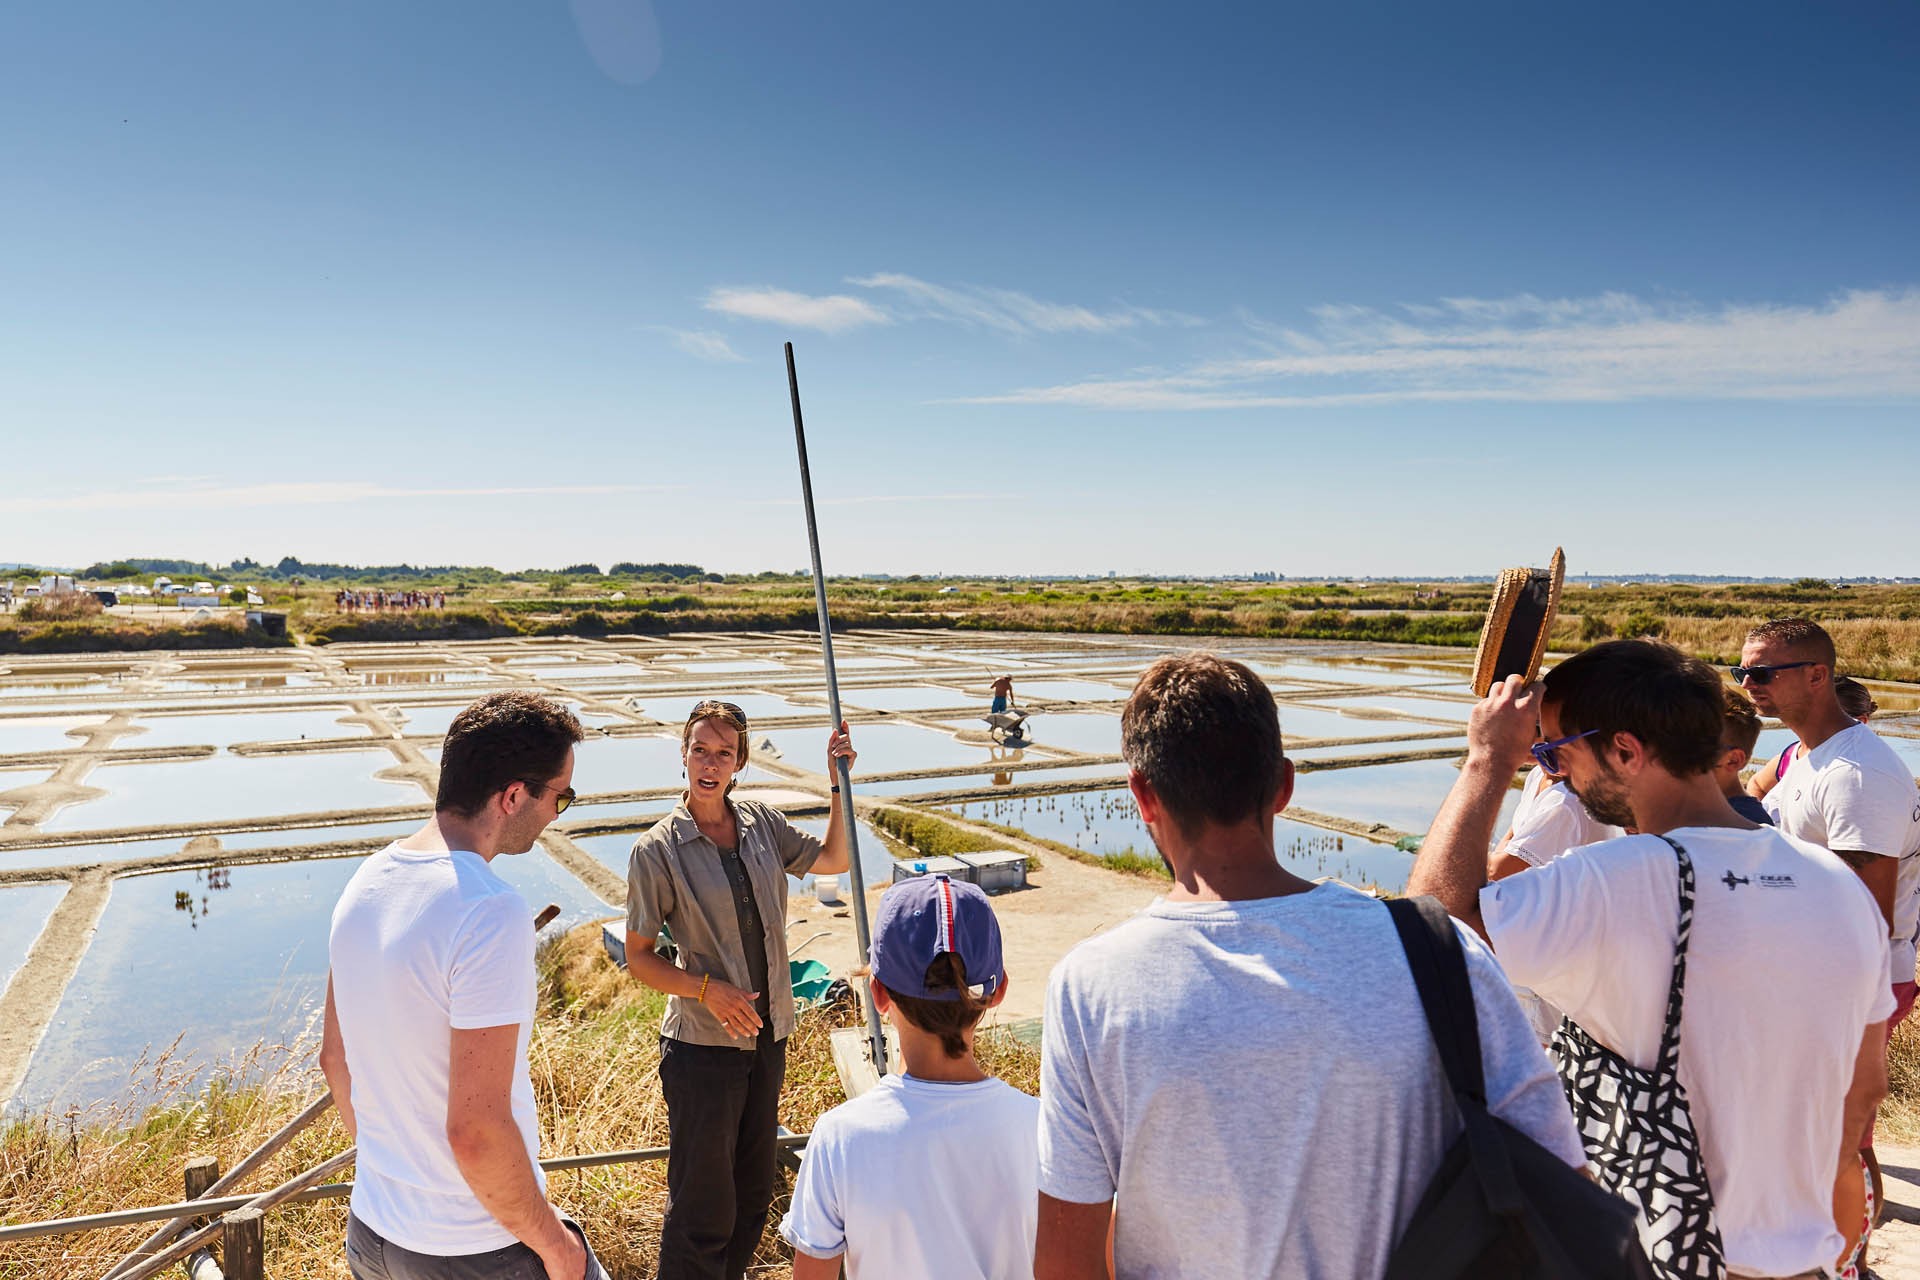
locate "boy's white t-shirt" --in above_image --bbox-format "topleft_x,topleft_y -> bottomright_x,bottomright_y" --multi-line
1765,721 -> 1920,981
1481,826 -> 1894,1279
781,1072 -> 1039,1280
328,844 -> 543,1254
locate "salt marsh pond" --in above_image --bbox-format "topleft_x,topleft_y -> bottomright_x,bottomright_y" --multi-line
2,629 -> 1909,1115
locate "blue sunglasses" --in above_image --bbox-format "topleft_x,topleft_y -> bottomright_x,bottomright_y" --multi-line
1531,729 -> 1599,775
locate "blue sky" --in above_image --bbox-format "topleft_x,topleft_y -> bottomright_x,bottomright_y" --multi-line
3,2 -> 1916,577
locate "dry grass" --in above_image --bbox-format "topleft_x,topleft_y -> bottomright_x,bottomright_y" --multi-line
0,925 -> 1040,1279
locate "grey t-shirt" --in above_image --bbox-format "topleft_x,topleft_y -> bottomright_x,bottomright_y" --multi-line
1039,881 -> 1584,1280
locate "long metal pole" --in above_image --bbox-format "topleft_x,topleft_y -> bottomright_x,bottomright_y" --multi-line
785,342 -> 887,1076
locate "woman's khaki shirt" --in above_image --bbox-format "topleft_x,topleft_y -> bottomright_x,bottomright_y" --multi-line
626,798 -> 823,1048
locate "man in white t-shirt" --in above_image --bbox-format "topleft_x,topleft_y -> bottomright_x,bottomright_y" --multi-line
322,692 -> 601,1280
781,873 -> 1037,1279
1409,640 -> 1892,1278
1034,653 -> 1584,1280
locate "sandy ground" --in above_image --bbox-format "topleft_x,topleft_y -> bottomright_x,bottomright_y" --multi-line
1873,1145 -> 1920,1277
0,869 -> 110,1103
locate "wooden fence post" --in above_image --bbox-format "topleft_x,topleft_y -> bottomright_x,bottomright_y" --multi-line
221,1208 -> 263,1280
184,1157 -> 220,1215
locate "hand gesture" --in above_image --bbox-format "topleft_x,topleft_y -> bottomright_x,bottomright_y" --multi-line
704,978 -> 763,1038
826,721 -> 857,778
1469,675 -> 1542,775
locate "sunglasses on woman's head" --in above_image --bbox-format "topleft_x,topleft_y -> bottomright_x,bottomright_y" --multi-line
688,699 -> 749,727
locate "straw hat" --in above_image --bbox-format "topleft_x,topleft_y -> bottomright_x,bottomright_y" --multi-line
1471,547 -> 1566,697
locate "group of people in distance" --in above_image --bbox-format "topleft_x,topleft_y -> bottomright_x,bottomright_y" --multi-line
333,588 -> 446,611
318,614 -> 1920,1280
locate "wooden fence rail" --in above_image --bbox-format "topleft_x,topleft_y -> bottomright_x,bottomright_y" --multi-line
0,1132 -> 811,1279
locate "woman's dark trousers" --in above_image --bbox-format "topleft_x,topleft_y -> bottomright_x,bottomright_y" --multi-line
656,1029 -> 787,1280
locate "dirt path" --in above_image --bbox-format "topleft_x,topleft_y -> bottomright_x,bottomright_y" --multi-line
0,869 -> 111,1106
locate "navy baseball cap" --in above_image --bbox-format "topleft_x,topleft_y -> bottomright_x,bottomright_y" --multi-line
869,874 -> 1005,1002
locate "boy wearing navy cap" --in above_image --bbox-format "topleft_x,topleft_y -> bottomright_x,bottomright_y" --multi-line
780,873 -> 1039,1279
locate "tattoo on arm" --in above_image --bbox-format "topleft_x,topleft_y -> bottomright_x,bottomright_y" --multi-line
1836,849 -> 1878,872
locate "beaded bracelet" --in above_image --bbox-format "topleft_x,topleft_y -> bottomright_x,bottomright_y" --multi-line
697,974 -> 710,1003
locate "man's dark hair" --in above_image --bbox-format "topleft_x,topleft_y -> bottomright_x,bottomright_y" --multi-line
1122,652 -> 1283,837
882,954 -> 993,1060
436,691 -> 585,817
1745,617 -> 1837,667
1541,640 -> 1723,777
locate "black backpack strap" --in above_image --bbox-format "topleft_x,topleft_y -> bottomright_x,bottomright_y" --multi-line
1649,834 -> 1697,1082
1386,895 -> 1524,1215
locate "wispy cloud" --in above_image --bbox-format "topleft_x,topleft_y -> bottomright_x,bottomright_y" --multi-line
0,481 -> 683,514
703,286 -> 888,333
655,326 -> 747,362
959,288 -> 1920,409
847,272 -> 1201,337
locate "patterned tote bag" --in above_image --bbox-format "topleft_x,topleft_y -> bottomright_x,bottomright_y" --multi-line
1548,835 -> 1726,1280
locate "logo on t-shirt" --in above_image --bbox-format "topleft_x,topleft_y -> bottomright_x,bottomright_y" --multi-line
1757,873 -> 1797,890
1721,871 -> 1751,891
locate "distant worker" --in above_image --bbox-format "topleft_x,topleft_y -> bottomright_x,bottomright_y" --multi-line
322,691 -> 604,1280
990,674 -> 1015,716
782,874 -> 1036,1279
1748,673 -> 1880,804
625,700 -> 857,1280
1034,653 -> 1584,1278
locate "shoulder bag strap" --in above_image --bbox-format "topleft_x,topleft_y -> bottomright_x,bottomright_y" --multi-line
1650,834 -> 1697,1079
1385,896 -> 1523,1214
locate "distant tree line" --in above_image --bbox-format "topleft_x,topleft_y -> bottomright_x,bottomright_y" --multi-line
76,556 -> 715,584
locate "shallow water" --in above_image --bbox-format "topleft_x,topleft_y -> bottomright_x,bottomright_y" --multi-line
147,674 -> 326,692
967,712 -> 1120,757
1273,703 -> 1467,742
671,660 -> 789,674
1008,679 -> 1131,702
0,882 -> 65,996
12,848 -> 609,1113
629,693 -> 819,723
0,820 -> 424,871
39,751 -> 424,833
836,686 -> 977,713
1295,759 -> 1522,835
517,664 -> 643,681
1250,662 -> 1460,689
382,702 -> 475,738
943,789 -> 1412,890
0,717 -> 109,755
1301,694 -> 1472,723
855,762 -> 1130,797
761,722 -> 999,776
564,735 -> 690,795
1294,737 -> 1468,761
124,709 -> 368,750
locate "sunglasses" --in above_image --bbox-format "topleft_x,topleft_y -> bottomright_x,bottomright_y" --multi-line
1530,729 -> 1599,775
521,778 -> 576,814
689,699 -> 749,728
1730,661 -> 1814,686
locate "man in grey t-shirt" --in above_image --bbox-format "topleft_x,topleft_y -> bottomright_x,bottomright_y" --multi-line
1034,654 -> 1583,1280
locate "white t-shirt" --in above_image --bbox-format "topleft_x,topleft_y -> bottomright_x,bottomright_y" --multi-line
1481,827 -> 1894,1278
1503,765 -> 1624,868
329,844 -> 543,1255
1765,721 -> 1920,981
1039,881 -> 1584,1280
781,1073 -> 1039,1279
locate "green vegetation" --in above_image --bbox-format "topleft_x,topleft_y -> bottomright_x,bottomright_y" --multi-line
869,806 -> 1023,865
960,814 -> 1169,880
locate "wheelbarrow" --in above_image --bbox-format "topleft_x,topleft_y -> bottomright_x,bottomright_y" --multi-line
984,709 -> 1032,744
